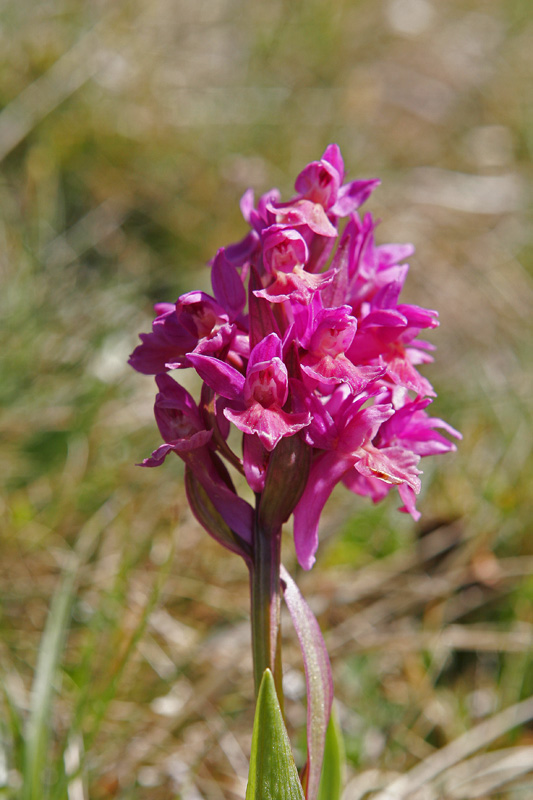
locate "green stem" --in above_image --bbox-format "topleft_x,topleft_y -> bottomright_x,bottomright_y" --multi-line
250,498 -> 283,704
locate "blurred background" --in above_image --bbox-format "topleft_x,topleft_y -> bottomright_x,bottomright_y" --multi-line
1,0 -> 532,797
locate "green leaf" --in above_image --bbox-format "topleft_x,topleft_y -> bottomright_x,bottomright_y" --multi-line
246,669 -> 305,800
317,704 -> 345,800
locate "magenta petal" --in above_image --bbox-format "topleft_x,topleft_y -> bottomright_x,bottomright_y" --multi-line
137,443 -> 177,467
387,355 -> 436,397
377,242 -> 415,265
239,188 -> 254,222
263,227 -> 309,273
153,373 -> 209,444
397,303 -> 439,329
332,178 -> 381,216
340,403 -> 395,453
169,429 -> 213,453
190,322 -> 235,358
266,198 -> 338,237
301,355 -> 384,394
211,248 -> 246,317
355,445 -> 421,493
342,469 -> 391,503
322,143 -> 344,177
225,229 -> 260,266
254,267 -> 333,305
248,332 -> 282,368
138,428 -> 213,466
163,429 -> 213,456
225,404 -> 310,452
281,565 -> 333,800
129,309 -> 197,375
243,433 -> 268,492
293,451 -> 354,569
187,353 -> 245,401
361,309 -> 409,328
398,483 -> 421,521
245,357 -> 288,408
177,291 -> 229,339
294,160 -> 341,209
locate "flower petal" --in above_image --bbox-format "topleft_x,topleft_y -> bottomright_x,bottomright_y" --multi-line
225,404 -> 310,452
266,198 -> 338,237
187,353 -> 245,401
332,178 -> 381,216
211,248 -> 246,317
293,451 -> 354,569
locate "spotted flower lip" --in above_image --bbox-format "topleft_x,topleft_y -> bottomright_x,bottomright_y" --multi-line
300,307 -> 385,392
262,228 -> 309,274
131,143 -> 459,569
176,291 -> 229,339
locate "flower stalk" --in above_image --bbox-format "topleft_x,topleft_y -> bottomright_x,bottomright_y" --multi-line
250,501 -> 283,703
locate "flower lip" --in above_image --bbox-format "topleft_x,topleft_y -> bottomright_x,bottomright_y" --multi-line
245,358 -> 288,409
177,291 -> 229,339
163,408 -> 200,439
310,319 -> 357,357
262,227 -> 309,274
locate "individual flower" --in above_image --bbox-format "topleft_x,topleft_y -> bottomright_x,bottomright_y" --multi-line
300,306 -> 384,393
188,333 -> 311,452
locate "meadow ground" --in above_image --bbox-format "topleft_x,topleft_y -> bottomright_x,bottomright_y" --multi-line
1,1 -> 533,797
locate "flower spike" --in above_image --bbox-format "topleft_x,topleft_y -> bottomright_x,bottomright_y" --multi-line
130,144 -> 459,568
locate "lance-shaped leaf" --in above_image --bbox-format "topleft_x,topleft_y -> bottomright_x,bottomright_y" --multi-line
317,704 -> 345,800
280,566 -> 333,800
185,467 -> 252,563
246,669 -> 305,800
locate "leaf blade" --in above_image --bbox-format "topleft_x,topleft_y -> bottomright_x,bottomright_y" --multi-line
317,704 -> 345,800
281,566 -> 333,800
246,669 -> 305,800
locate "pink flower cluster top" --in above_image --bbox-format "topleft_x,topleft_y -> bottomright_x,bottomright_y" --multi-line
130,145 -> 460,569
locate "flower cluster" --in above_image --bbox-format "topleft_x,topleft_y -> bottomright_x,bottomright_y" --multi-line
130,145 -> 460,569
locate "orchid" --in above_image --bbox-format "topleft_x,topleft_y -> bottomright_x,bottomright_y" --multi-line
130,145 -> 459,799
